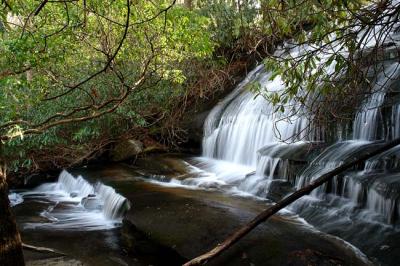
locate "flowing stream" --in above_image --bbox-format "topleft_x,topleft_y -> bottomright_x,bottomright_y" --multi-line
141,56 -> 400,264
11,170 -> 130,231
8,13 -> 400,264
10,61 -> 400,265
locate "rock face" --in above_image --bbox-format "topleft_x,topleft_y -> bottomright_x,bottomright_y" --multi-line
267,179 -> 294,202
83,161 -> 371,266
118,181 -> 370,266
110,139 -> 143,162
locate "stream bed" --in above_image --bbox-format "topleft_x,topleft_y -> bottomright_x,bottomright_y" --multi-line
10,155 -> 393,265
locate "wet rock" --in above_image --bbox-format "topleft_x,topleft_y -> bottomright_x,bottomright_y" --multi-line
70,192 -> 78,198
118,181 -> 370,266
369,231 -> 400,266
267,179 -> 294,202
257,142 -> 326,183
372,173 -> 400,198
81,196 -> 102,210
25,216 -> 52,224
135,156 -> 193,181
121,219 -> 186,265
287,249 -> 345,266
110,139 -> 143,162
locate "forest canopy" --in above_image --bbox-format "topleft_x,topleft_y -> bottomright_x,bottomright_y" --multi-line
0,0 -> 399,175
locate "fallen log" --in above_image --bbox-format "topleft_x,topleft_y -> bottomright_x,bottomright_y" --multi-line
22,243 -> 65,256
183,138 -> 400,266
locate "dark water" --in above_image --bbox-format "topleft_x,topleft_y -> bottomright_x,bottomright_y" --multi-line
12,189 -> 143,266
10,157 -> 392,265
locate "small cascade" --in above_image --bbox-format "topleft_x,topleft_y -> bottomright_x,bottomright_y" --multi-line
14,170 -> 130,230
54,170 -> 130,220
364,145 -> 400,173
341,175 -> 365,204
353,63 -> 400,140
366,186 -> 398,224
392,104 -> 400,139
256,156 -> 286,180
190,49 -> 400,247
294,141 -> 373,193
255,142 -> 319,181
202,65 -> 313,167
256,144 -> 289,178
95,183 -> 130,220
58,170 -> 95,197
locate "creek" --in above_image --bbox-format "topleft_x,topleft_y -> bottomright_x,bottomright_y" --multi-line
9,34 -> 400,266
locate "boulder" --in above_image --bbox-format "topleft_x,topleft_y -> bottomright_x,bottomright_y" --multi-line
110,139 -> 143,162
81,196 -> 102,210
266,179 -> 294,202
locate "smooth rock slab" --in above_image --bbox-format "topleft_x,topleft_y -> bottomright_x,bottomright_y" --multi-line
100,175 -> 371,266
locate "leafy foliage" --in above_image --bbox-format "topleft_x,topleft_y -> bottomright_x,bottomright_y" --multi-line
1,0 -> 398,175
0,0 -> 215,174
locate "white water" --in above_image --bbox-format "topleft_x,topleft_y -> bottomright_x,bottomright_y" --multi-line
202,65 -> 312,166
198,58 -> 400,227
13,170 -> 130,231
353,63 -> 400,140
150,56 -> 400,231
8,192 -> 23,206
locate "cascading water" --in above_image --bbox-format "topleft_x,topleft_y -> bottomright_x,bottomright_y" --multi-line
104,6 -> 400,261
157,39 -> 400,262
8,192 -> 23,207
202,65 -> 313,166
13,170 -> 130,230
291,62 -> 400,221
353,63 -> 400,140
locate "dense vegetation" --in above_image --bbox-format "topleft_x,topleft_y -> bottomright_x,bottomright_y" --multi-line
0,0 -> 399,176
1,1 -> 399,265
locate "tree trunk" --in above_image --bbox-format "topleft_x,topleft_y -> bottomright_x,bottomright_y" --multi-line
0,172 -> 25,266
183,138 -> 400,266
184,0 -> 193,9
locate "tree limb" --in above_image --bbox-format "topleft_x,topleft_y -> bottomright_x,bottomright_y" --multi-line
44,0 -> 131,101
183,138 -> 400,266
33,0 -> 49,16
22,243 -> 65,256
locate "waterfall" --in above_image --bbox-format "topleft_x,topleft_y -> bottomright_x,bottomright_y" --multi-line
392,103 -> 400,139
196,56 -> 400,229
58,170 -> 95,197
95,183 -> 130,220
202,65 -> 312,167
56,170 -> 130,220
17,170 -> 130,230
353,63 -> 400,140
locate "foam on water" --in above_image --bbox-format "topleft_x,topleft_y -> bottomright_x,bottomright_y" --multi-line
12,170 -> 130,231
8,192 -> 24,207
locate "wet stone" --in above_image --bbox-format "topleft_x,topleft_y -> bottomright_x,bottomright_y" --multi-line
267,179 -> 294,202
81,196 -> 103,211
